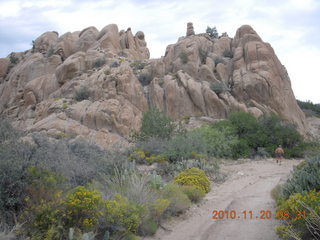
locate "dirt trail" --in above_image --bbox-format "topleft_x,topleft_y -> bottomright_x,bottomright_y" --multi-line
145,158 -> 301,240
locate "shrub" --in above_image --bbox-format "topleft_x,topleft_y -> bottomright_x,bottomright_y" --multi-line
111,61 -> 119,68
138,72 -> 153,86
214,57 -> 225,66
157,158 -> 220,181
93,58 -> 106,68
161,184 -> 191,216
65,186 -> 103,231
282,154 -> 320,199
47,48 -> 55,57
104,169 -> 157,206
138,218 -> 158,236
164,132 -> 207,161
0,119 -> 33,226
223,49 -> 233,58
22,199 -> 64,240
206,26 -> 218,38
9,54 -> 19,64
104,69 -> 111,75
276,190 -> 320,239
297,99 -> 320,117
130,61 -> 146,70
271,184 -> 284,204
174,168 -> 210,194
150,198 -> 170,221
74,86 -> 90,101
26,167 -> 65,205
129,149 -> 147,164
179,51 -> 189,64
180,185 -> 205,203
191,126 -> 236,158
135,108 -> 176,141
105,194 -> 144,234
210,81 -> 229,94
231,138 -> 251,158
198,48 -> 208,64
135,137 -> 168,156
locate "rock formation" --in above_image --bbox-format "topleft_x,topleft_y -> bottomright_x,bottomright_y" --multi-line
0,23 -> 308,148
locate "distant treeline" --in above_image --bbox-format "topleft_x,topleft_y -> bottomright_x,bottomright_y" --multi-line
297,99 -> 320,117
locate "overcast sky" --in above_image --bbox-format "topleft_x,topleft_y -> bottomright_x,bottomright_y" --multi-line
0,0 -> 319,103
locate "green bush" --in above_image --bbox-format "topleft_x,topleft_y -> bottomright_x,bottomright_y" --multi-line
10,54 -> 19,64
198,48 -> 208,64
191,126 -> 237,158
231,139 -> 251,158
206,26 -> 218,38
105,194 -> 144,234
104,169 -> 158,206
210,81 -> 230,94
180,185 -> 205,203
26,166 -> 65,206
46,48 -> 55,58
179,51 -> 189,64
0,119 -> 33,227
138,218 -> 158,236
93,58 -> 106,68
150,198 -> 170,222
74,86 -> 90,101
138,72 -> 153,86
174,168 -> 210,194
282,155 -> 320,199
225,112 -> 305,159
134,108 -> 176,141
161,184 -> 191,216
271,184 -> 284,204
223,49 -> 233,58
163,131 -> 207,161
297,99 -> 320,117
130,61 -> 146,70
214,57 -> 225,66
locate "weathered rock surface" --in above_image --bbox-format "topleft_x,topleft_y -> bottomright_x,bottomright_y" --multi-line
231,25 -> 307,132
0,23 -> 308,147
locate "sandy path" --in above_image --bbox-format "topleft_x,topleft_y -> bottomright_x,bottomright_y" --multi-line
145,158 -> 300,240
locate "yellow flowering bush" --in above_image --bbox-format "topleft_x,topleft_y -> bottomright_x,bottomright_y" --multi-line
276,190 -> 320,239
129,149 -> 147,163
66,186 -> 103,231
173,168 -> 210,194
129,149 -> 167,165
105,194 -> 144,233
145,154 -> 168,165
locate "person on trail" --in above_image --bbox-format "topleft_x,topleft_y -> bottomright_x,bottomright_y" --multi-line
275,145 -> 284,165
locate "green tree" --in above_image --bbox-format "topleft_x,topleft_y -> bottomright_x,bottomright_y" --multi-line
135,108 -> 176,141
206,26 -> 218,38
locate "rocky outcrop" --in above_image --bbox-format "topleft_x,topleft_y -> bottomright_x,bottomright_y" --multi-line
186,22 -> 195,36
0,23 -> 308,148
231,25 -> 307,132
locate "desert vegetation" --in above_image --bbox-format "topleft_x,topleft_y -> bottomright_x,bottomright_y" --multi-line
0,108 -> 318,239
272,155 -> 320,239
297,99 -> 320,117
